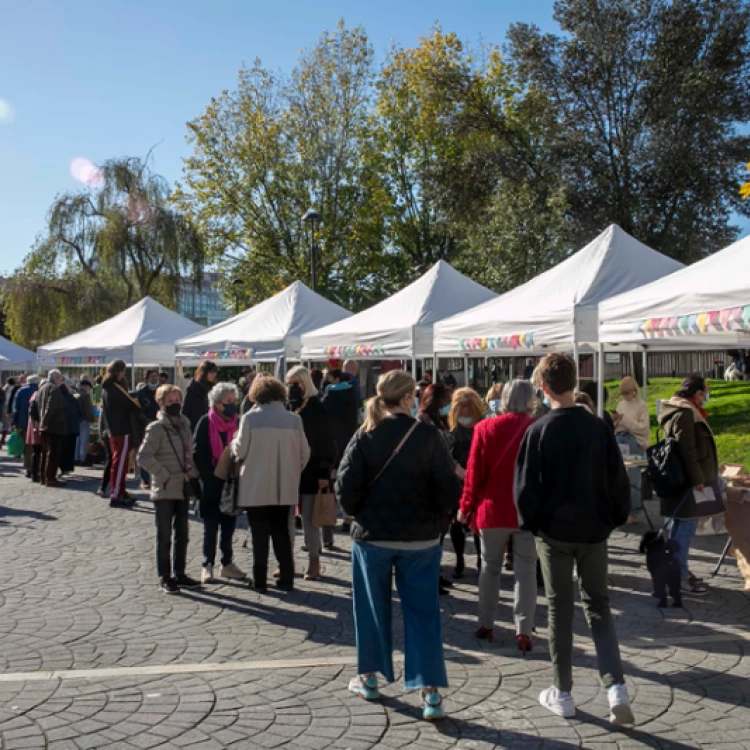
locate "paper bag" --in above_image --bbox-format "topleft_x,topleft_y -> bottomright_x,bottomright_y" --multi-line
312,489 -> 337,528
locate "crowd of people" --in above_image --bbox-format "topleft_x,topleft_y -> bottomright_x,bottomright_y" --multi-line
2,352 -> 725,727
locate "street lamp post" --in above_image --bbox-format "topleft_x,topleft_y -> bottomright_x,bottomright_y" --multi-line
302,209 -> 321,292
231,278 -> 244,315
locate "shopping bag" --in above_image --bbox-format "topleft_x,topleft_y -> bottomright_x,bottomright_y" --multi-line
312,489 -> 337,528
6,430 -> 24,458
219,475 -> 244,516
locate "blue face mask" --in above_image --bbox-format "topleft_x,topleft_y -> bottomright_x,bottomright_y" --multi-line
439,404 -> 451,417
411,396 -> 419,417
704,391 -> 710,405
542,395 -> 551,408
147,381 -> 158,389
488,399 -> 500,414
458,416 -> 473,426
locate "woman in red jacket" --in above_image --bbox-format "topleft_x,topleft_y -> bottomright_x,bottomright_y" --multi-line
458,379 -> 537,653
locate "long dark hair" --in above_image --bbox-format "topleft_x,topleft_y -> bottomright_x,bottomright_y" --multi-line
194,360 -> 219,384
676,374 -> 707,399
419,382 -> 450,430
103,359 -> 127,385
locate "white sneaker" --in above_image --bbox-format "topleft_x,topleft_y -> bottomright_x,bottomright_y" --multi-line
539,686 -> 575,718
607,684 -> 635,725
219,562 -> 246,580
201,566 -> 215,584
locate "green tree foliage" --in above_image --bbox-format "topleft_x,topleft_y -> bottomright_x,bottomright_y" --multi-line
5,157 -> 203,350
177,21 -> 392,310
507,0 -> 750,263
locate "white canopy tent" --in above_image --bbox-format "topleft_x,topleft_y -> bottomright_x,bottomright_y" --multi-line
300,261 -> 497,365
37,297 -> 204,368
175,281 -> 351,365
433,225 -> 684,364
599,233 -> 750,350
0,336 -> 36,373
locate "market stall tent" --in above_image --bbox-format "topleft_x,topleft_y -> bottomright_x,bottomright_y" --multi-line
174,281 -> 351,364
433,225 -> 684,356
0,335 -> 36,372
36,297 -> 204,368
599,233 -> 750,349
300,261 -> 497,360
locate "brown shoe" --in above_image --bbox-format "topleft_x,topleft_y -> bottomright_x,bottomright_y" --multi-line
304,557 -> 321,581
46,479 -> 66,488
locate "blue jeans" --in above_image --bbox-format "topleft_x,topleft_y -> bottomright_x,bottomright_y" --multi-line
351,541 -> 447,689
75,421 -> 90,463
669,518 -> 698,577
617,432 -> 644,509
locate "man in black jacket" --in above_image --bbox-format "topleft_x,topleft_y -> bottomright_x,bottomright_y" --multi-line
514,353 -> 633,726
101,360 -> 143,507
37,370 -> 68,487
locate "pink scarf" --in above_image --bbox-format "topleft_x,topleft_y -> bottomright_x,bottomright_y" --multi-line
208,409 -> 238,466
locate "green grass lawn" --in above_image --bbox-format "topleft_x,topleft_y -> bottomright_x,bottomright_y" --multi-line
602,377 -> 750,467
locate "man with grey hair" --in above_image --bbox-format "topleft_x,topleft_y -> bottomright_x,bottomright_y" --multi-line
12,374 -> 41,478
36,369 -> 68,487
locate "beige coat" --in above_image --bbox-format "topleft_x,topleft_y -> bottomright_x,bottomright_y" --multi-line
615,397 -> 650,451
231,401 -> 310,508
137,412 -> 197,501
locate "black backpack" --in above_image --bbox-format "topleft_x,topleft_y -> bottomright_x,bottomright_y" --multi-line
646,430 -> 686,497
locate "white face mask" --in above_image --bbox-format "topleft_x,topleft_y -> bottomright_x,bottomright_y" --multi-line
458,416 -> 473,427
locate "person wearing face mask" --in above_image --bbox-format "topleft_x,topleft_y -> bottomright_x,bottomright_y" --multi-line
485,383 -> 504,417
193,382 -> 246,584
37,370 -> 69,487
417,382 -> 460,595
458,380 -> 538,650
659,375 -> 724,596
102,360 -> 143,507
286,366 -> 336,580
137,385 -> 200,594
75,379 -> 96,467
183,360 -> 219,431
336,370 -> 460,721
135,369 -> 163,489
446,388 -> 485,579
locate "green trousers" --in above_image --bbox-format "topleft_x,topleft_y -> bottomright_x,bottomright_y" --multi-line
536,534 -> 625,693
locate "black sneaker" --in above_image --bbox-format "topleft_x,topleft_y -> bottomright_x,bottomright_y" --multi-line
439,576 -> 453,589
275,580 -> 294,592
174,574 -> 200,589
161,577 -> 180,594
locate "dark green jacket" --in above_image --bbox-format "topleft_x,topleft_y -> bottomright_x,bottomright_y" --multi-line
658,397 -> 723,519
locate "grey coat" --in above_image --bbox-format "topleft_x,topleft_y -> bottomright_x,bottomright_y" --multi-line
137,412 -> 197,501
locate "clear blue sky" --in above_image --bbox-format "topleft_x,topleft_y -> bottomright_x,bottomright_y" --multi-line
1,0 -> 560,273
1,0 -> 745,276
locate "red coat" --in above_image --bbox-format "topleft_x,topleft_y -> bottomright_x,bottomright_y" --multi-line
460,412 -> 535,529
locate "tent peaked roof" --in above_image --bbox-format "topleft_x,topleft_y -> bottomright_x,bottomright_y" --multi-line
600,232 -> 750,347
0,335 -> 36,371
175,281 -> 352,362
301,261 -> 497,359
37,297 -> 204,366
434,225 -> 684,353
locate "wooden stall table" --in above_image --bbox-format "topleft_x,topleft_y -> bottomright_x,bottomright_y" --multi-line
725,483 -> 750,591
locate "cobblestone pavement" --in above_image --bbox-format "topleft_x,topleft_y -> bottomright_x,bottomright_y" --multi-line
1,454 -> 749,750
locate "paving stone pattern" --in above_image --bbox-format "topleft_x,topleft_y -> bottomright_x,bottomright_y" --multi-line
0,455 -> 749,749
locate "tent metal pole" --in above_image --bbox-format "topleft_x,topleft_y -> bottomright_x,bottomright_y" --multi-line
642,348 -> 648,402
131,347 -> 136,390
597,345 -> 605,418
464,356 -> 469,387
433,352 -> 438,381
573,341 -> 580,389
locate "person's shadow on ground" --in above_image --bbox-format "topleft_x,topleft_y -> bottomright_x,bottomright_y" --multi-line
0,505 -> 57,524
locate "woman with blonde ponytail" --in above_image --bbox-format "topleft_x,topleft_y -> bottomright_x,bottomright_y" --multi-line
336,370 -> 460,721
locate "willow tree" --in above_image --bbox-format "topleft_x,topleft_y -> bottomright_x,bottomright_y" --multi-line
5,156 -> 204,349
